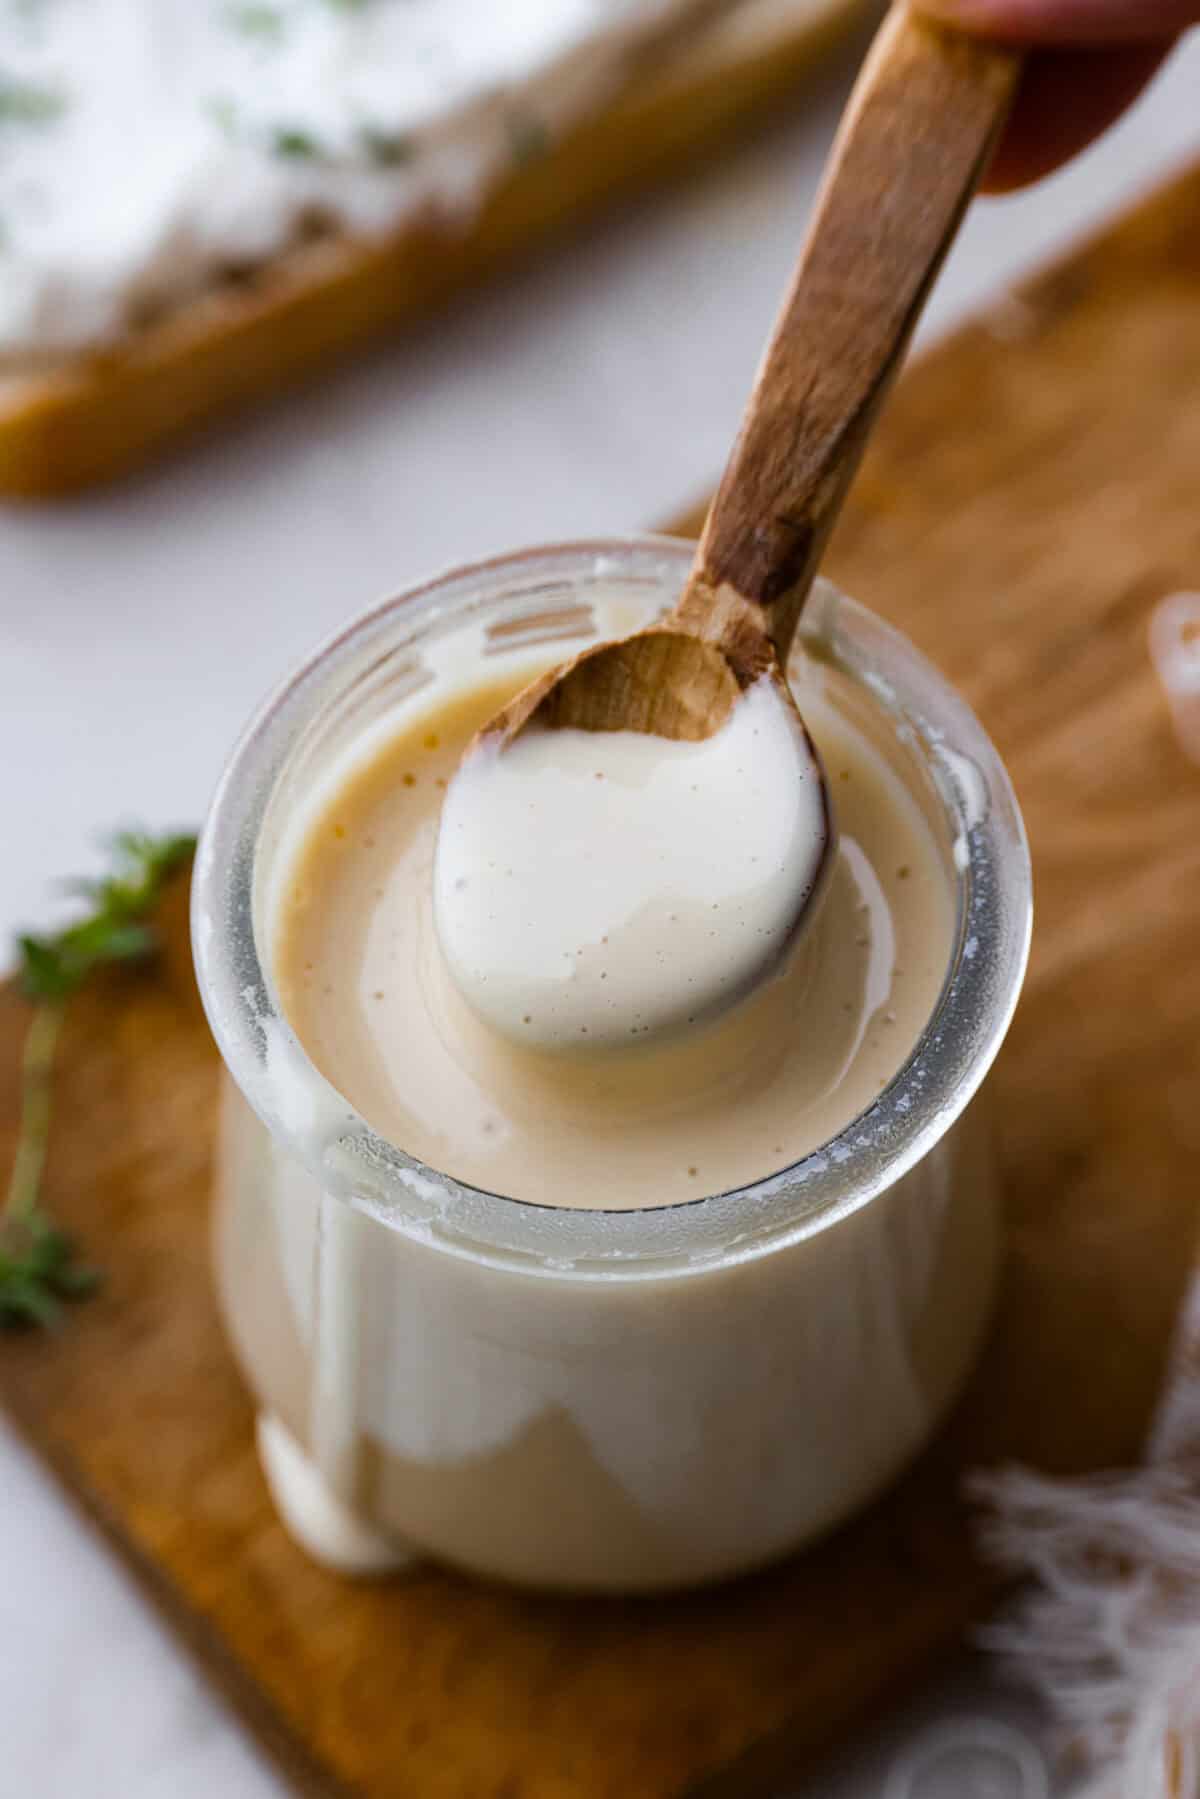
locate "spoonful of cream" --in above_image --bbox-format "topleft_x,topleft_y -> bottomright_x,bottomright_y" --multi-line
435,6 -> 1019,1052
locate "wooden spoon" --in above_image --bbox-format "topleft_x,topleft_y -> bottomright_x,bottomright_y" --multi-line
482,6 -> 1020,752
436,7 -> 1021,1052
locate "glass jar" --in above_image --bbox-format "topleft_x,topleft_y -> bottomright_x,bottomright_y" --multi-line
192,538 -> 1031,1593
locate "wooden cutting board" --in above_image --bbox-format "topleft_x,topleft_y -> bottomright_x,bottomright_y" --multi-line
3,163 -> 1200,1799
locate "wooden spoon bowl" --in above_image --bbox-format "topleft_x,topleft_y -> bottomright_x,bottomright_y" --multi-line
435,7 -> 1021,1049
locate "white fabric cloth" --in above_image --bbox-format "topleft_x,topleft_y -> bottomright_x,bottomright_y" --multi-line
977,1274 -> 1200,1799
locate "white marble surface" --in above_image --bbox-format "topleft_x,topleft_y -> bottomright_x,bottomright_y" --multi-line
1,26 -> 1197,1796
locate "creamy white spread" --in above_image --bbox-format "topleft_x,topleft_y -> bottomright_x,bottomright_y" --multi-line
0,0 -> 711,354
433,677 -> 831,1050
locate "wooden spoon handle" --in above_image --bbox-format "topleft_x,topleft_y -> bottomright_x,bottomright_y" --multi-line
677,4 -> 1020,668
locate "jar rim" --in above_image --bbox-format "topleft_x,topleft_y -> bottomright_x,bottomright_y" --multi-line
192,537 -> 1031,1280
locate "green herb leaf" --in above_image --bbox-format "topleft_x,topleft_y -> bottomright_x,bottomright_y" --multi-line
359,125 -> 416,168
272,126 -> 320,160
0,1270 -> 61,1329
15,934 -> 73,1002
226,3 -> 285,39
17,829 -> 193,1003
0,1208 -> 99,1328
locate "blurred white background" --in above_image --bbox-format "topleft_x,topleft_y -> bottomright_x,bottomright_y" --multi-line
1,24 -> 1198,1794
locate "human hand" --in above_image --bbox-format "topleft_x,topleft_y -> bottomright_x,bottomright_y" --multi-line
913,0 -> 1196,188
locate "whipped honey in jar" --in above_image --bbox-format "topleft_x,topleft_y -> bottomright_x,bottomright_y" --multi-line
276,667 -> 949,1210
198,542 -> 1030,1592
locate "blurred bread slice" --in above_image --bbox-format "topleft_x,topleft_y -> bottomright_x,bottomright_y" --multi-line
0,0 -> 866,499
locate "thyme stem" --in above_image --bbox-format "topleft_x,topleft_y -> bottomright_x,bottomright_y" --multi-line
4,999 -> 63,1231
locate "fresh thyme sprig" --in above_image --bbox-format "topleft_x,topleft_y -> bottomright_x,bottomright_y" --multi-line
1,830 -> 196,1329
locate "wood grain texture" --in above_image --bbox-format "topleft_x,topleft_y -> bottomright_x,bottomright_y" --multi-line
3,163 -> 1200,1798
480,625 -> 751,744
0,0 -> 866,500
